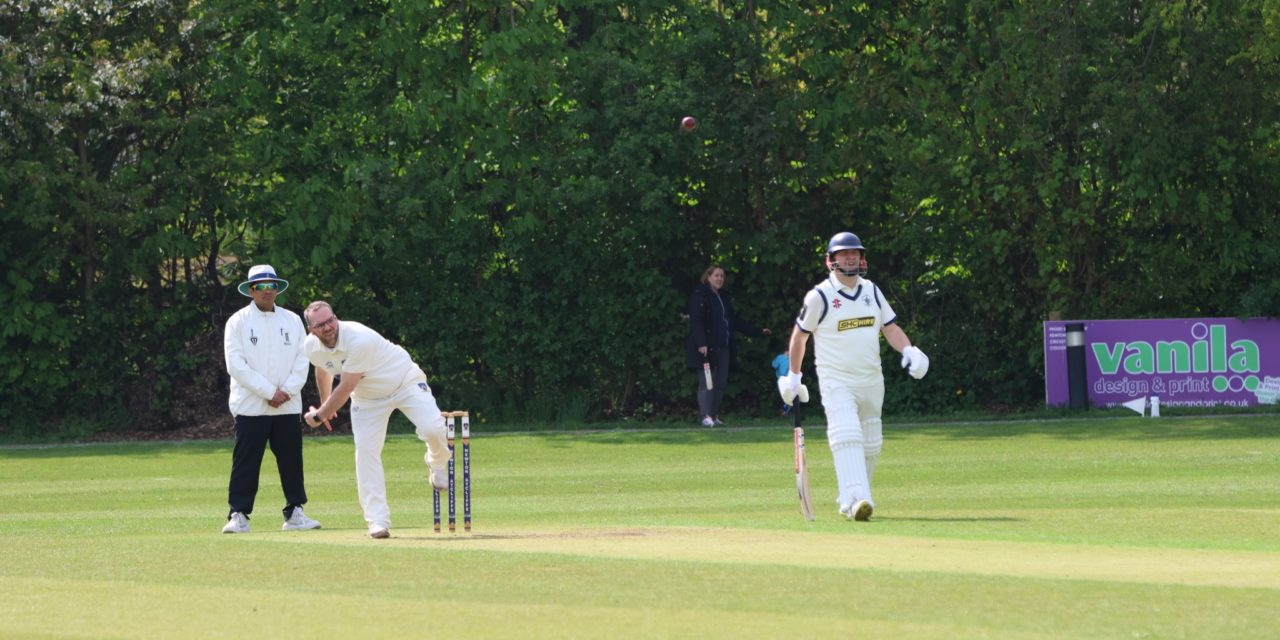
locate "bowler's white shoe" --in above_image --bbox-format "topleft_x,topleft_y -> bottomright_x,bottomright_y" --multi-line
368,523 -> 390,539
839,500 -> 874,522
222,512 -> 249,534
429,468 -> 449,492
282,507 -> 321,531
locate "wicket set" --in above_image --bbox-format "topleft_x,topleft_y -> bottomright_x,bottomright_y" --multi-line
433,410 -> 472,533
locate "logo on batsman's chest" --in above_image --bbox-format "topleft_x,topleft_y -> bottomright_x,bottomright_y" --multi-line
837,317 -> 876,331
832,298 -> 842,309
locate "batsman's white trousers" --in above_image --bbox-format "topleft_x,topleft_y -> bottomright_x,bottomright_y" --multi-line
818,373 -> 884,506
350,375 -> 450,528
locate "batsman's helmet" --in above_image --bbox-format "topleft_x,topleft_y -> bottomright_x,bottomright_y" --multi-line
826,232 -> 867,277
826,232 -> 865,256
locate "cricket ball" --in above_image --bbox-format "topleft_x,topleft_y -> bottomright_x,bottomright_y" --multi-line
680,116 -> 698,131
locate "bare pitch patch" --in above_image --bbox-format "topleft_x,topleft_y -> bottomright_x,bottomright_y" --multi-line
271,526 -> 1280,590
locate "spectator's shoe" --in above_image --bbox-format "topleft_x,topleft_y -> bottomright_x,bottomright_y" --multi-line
368,523 -> 390,539
282,507 -> 321,531
713,417 -> 725,426
222,512 -> 249,534
429,468 -> 449,492
701,416 -> 715,428
839,500 -> 874,522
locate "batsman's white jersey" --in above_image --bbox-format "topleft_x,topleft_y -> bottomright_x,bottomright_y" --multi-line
794,273 -> 897,382
303,321 -> 425,402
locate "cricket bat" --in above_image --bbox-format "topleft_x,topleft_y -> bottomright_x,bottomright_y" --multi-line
702,354 -> 713,390
793,401 -> 815,522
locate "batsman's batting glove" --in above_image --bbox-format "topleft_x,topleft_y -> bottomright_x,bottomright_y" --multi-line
777,372 -> 808,405
901,346 -> 930,379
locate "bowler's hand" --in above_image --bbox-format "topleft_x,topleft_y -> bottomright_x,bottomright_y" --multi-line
304,406 -> 333,431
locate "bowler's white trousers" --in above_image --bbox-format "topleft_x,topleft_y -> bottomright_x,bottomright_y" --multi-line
350,374 -> 450,529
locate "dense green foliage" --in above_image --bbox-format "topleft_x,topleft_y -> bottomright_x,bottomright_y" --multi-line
3,1 -> 1278,432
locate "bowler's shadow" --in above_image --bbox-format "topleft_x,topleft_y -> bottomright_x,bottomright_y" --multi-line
876,516 -> 1020,523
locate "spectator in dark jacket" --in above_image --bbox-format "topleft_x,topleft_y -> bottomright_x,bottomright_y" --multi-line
686,265 -> 771,427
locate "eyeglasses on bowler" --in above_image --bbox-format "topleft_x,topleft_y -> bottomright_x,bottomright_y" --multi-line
311,315 -> 337,331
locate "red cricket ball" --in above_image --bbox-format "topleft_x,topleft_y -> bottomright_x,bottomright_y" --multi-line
681,116 -> 698,131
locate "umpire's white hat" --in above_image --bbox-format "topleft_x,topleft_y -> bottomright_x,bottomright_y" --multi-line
237,264 -> 290,297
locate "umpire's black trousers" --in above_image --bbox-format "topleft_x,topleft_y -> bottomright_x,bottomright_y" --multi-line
227,413 -> 308,519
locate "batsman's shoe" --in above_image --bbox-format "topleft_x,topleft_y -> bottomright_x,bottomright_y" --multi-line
368,523 -> 390,539
429,467 -> 449,492
839,500 -> 874,522
282,507 -> 321,531
222,512 -> 249,534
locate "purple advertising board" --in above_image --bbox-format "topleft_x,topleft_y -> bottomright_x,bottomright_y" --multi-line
1044,317 -> 1280,408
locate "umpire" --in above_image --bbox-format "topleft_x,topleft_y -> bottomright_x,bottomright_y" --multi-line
221,264 -> 321,534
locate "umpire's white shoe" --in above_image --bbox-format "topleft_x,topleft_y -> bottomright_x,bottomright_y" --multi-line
839,500 -> 874,522
282,507 -> 321,531
368,523 -> 390,539
429,467 -> 449,492
222,512 -> 249,534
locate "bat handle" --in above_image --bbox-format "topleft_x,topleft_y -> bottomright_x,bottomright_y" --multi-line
792,399 -> 802,428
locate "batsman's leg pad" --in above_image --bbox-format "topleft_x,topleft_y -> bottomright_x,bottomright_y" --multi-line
820,386 -> 865,448
830,441 -> 871,507
863,417 -> 882,483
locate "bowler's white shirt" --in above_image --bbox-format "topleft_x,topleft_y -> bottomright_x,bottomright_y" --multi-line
795,274 -> 897,381
224,302 -> 308,415
304,321 -> 422,402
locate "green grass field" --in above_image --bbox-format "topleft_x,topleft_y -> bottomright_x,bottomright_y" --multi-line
2,416 -> 1277,639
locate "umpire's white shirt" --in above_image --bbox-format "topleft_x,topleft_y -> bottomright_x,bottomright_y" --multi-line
303,321 -> 423,402
795,274 -> 897,382
224,302 -> 308,416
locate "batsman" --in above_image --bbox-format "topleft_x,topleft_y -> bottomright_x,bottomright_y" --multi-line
780,232 -> 930,521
